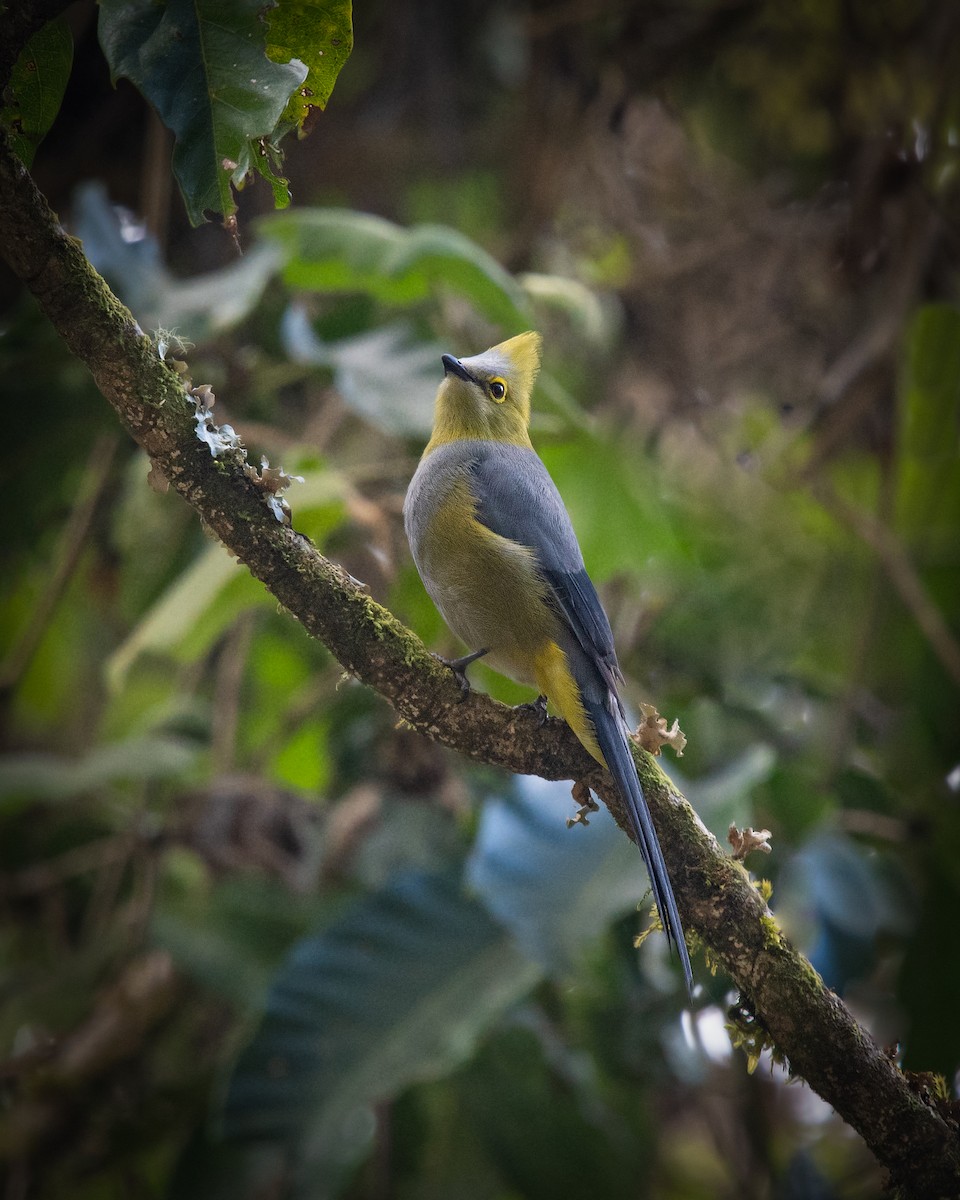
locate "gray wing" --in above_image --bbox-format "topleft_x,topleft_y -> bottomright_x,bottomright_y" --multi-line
468,443 -> 623,695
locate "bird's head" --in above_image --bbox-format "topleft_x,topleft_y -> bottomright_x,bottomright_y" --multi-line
426,331 -> 542,450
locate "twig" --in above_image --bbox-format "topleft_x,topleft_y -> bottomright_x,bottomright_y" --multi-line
817,484 -> 960,687
0,433 -> 119,697
212,611 -> 257,773
0,835 -> 135,898
0,951 -> 180,1159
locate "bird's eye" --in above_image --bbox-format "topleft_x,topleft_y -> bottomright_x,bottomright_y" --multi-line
489,379 -> 507,402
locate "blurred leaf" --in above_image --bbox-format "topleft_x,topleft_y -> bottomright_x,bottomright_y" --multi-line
271,717 -> 329,792
466,775 -> 645,976
350,799 -> 463,890
674,742 -> 777,840
0,735 -> 200,812
98,0 -> 307,224
539,431 -> 688,580
459,1024 -> 650,1200
71,182 -> 282,338
263,208 -> 531,327
223,868 -> 540,1189
266,0 -> 353,127
111,450 -> 198,620
899,864 -> 960,1074
0,16 -> 73,167
107,470 -> 346,688
281,306 -> 441,434
3,565 -> 109,734
106,543 -> 257,691
901,304 -> 960,461
777,830 -> 916,992
794,832 -> 915,939
155,870 -> 335,1009
519,272 -> 618,349
897,304 -> 960,556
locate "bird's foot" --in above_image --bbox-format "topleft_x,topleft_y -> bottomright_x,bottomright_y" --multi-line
433,647 -> 489,700
515,693 -> 548,726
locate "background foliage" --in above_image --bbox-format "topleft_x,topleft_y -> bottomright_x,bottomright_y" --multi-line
2,1 -> 959,1197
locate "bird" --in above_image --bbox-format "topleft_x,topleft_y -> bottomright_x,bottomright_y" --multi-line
404,330 -> 693,995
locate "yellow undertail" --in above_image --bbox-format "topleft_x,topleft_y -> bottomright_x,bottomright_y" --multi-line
531,640 -> 605,766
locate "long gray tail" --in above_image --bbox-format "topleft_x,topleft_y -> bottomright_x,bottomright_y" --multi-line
587,698 -> 693,996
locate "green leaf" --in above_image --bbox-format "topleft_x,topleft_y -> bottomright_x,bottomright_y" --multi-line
223,869 -> 540,1183
155,873 -> 335,1010
106,542 -> 257,691
901,304 -> 960,461
263,208 -> 532,327
539,431 -> 688,580
249,137 -> 292,210
459,1027 -> 651,1200
0,735 -> 200,812
266,0 -> 353,128
0,16 -> 73,167
106,470 -> 346,689
519,271 -> 618,348
98,0 -> 308,225
271,717 -> 329,791
896,304 -> 960,554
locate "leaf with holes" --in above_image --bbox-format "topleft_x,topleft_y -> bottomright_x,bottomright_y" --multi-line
266,0 -> 353,130
0,16 -> 73,167
98,0 -> 307,225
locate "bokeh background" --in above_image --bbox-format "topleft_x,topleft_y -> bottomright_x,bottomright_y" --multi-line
2,2 -> 959,1197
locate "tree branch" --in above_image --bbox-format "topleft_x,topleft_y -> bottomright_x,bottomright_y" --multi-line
1,134 -> 957,1198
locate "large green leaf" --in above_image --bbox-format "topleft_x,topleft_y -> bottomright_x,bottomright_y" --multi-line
263,208 -> 532,328
266,0 -> 353,128
223,869 -> 540,1190
98,0 -> 307,224
0,16 -> 73,167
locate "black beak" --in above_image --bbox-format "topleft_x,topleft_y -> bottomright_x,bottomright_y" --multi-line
441,353 -> 474,382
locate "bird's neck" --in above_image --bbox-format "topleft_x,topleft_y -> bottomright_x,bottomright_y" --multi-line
424,410 -> 533,455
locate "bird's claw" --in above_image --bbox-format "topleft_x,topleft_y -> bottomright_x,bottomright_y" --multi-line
515,693 -> 548,726
433,647 -> 489,701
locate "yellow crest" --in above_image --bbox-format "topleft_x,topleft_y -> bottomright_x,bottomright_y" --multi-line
490,331 -> 542,401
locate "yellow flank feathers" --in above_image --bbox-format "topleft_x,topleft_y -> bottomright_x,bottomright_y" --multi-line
532,640 -> 605,765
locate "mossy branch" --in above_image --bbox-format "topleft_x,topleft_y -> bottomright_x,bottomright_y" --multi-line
1,134 -> 957,1197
